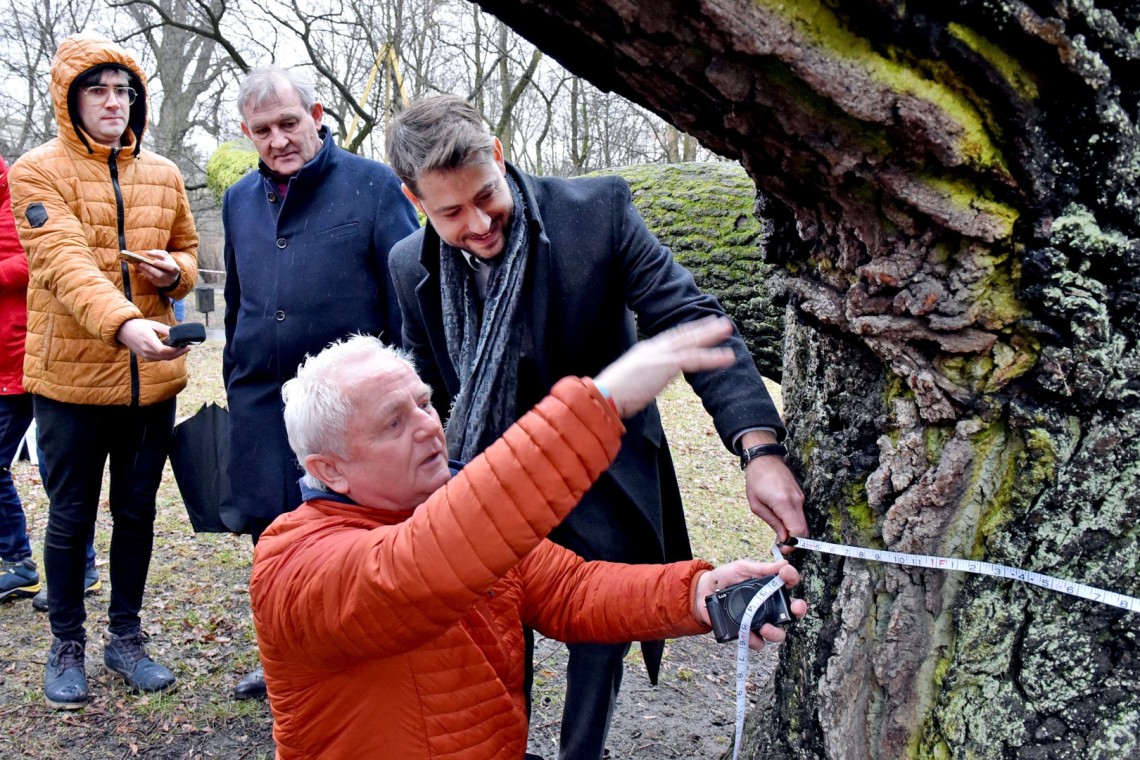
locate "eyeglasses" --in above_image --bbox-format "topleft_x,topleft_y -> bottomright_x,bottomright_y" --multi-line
81,85 -> 137,105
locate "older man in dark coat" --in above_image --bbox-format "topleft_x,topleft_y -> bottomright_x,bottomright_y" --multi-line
222,65 -> 418,699
386,95 -> 805,760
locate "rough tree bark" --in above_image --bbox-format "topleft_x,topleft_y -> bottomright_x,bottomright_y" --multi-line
469,1 -> 1140,758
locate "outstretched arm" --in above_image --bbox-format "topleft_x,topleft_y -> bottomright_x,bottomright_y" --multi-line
610,181 -> 806,541
260,315 -> 744,661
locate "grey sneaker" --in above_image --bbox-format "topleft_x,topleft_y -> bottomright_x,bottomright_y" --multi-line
0,557 -> 41,600
103,629 -> 176,693
31,561 -> 101,612
44,638 -> 88,710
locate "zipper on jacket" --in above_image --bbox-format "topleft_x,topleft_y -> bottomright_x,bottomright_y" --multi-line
110,149 -> 140,405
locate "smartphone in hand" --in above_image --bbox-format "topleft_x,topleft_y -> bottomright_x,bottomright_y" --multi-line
163,322 -> 206,347
120,249 -> 156,265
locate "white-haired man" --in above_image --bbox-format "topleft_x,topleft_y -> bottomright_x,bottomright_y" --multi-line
249,318 -> 807,760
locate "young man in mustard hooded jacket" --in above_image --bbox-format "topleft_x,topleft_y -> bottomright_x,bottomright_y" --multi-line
9,32 -> 198,710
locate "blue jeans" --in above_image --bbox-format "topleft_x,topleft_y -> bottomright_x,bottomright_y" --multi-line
36,395 -> 175,640
0,394 -> 34,561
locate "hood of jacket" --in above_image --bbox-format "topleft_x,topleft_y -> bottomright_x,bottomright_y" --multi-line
51,33 -> 148,156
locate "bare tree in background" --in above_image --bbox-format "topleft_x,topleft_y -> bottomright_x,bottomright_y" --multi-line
394,0 -> 445,100
118,0 -> 233,188
510,69 -> 569,174
256,0 -> 378,153
0,0 -> 100,157
492,20 -> 541,162
108,0 -> 701,173
1,0 -> 718,177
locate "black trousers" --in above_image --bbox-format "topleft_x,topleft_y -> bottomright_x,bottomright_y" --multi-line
559,641 -> 629,760
35,395 -> 175,641
525,628 -> 630,760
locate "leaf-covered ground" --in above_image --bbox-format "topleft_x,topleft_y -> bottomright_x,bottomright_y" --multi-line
0,339 -> 785,759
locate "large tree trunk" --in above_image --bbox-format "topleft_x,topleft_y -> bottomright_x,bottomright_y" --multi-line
469,1 -> 1140,757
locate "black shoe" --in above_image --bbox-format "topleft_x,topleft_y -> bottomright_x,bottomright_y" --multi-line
31,562 -> 101,612
44,638 -> 88,710
103,630 -> 176,693
233,667 -> 267,700
0,557 -> 41,601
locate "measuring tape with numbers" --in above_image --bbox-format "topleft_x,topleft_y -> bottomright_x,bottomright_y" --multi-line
784,537 -> 1140,612
731,548 -> 788,760
728,539 -> 1140,760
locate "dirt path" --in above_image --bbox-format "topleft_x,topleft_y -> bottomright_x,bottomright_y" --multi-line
529,634 -> 782,760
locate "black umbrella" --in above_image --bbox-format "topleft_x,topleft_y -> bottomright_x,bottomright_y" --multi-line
170,402 -> 246,533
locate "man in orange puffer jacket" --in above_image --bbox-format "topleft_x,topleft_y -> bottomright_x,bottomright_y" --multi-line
250,318 -> 807,760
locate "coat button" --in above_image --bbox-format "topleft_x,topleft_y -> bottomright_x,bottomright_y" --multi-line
276,237 -> 287,248
275,310 -> 286,322
267,192 -> 278,202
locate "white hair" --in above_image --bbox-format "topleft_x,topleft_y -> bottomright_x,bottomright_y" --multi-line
237,65 -> 318,122
282,334 -> 415,492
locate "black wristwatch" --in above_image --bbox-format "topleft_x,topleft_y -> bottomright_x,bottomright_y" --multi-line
739,442 -> 787,470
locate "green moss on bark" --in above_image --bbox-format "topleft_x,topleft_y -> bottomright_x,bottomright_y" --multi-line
595,163 -> 784,378
759,0 -> 1010,173
947,23 -> 1040,102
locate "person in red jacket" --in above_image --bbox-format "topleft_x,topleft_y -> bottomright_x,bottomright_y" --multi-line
0,153 -> 102,611
0,156 -> 39,602
250,318 -> 807,760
